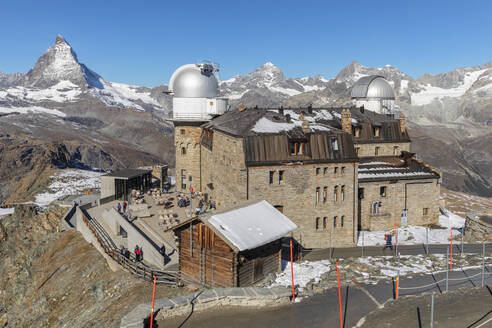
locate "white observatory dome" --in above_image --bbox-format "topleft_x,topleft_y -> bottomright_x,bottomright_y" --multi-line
169,64 -> 218,98
351,75 -> 395,115
351,75 -> 395,100
169,63 -> 228,121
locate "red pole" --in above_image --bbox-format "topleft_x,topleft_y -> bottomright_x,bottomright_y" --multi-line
290,240 -> 295,302
150,275 -> 156,328
336,261 -> 343,328
450,229 -> 453,269
395,276 -> 399,300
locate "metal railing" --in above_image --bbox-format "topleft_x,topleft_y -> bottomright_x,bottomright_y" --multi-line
80,209 -> 179,285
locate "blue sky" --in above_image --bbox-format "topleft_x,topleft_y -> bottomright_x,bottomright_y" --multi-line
1,0 -> 491,87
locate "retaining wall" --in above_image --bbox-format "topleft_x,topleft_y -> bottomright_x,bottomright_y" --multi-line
119,286 -> 293,328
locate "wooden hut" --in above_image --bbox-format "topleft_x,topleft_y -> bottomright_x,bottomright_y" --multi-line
172,200 -> 297,287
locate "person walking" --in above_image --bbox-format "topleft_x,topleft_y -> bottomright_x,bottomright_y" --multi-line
117,202 -> 122,213
123,201 -> 127,212
383,234 -> 393,251
134,245 -> 140,261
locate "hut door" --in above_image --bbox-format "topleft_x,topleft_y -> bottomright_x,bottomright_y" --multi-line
254,258 -> 264,282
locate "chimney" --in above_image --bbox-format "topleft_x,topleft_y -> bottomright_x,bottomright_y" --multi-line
341,109 -> 352,134
302,120 -> 311,134
399,113 -> 406,133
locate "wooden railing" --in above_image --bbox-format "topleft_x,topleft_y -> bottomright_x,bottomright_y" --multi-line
80,208 -> 179,285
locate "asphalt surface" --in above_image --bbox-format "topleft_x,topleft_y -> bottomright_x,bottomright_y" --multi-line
159,264 -> 492,328
302,243 -> 492,262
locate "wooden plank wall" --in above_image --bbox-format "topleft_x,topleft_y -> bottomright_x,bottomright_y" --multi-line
178,221 -> 235,287
237,240 -> 282,287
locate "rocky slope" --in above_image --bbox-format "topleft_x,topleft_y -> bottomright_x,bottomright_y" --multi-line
0,206 -> 186,328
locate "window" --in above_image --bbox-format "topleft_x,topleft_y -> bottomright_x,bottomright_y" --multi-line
334,186 -> 339,202
181,147 -> 186,155
380,186 -> 387,197
371,201 -> 380,215
423,208 -> 429,216
333,216 -> 337,228
181,169 -> 187,189
290,142 -> 305,155
315,217 -> 320,230
341,167 -> 345,174
341,216 -> 345,227
274,205 -> 284,213
393,146 -> 399,155
334,167 -> 338,174
355,147 -> 360,156
323,187 -> 327,203
323,167 -> 328,175
316,187 -> 320,204
323,217 -> 327,229
341,185 -> 345,201
316,168 -> 320,175
374,127 -> 381,137
358,188 -> 364,199
180,129 -> 185,135
331,138 -> 339,151
354,127 -> 361,137
375,147 -> 380,156
269,171 -> 275,184
279,170 -> 284,184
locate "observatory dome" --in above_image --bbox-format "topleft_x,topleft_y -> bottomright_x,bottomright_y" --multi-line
351,75 -> 395,100
169,64 -> 218,98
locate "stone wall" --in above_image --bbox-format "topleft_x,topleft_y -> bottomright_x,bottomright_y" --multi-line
247,163 -> 358,248
355,142 -> 410,157
174,125 -> 202,192
200,130 -> 247,207
359,178 -> 440,231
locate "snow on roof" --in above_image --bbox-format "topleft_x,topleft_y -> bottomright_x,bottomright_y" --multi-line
358,161 -> 392,166
207,200 -> 297,251
358,167 -> 409,172
358,171 -> 435,179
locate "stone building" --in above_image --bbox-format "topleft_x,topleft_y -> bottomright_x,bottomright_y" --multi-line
168,66 -> 441,248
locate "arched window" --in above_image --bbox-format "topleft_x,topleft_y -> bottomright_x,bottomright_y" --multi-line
315,217 -> 320,230
181,147 -> 186,155
341,185 -> 345,201
323,217 -> 327,229
333,216 -> 337,228
341,216 -> 345,227
334,186 -> 339,202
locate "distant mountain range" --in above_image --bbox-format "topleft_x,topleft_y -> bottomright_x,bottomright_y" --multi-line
1,35 -> 491,199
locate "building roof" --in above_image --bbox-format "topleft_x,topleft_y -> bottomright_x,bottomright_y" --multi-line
358,154 -> 440,182
351,75 -> 396,100
175,200 -> 297,252
103,168 -> 151,179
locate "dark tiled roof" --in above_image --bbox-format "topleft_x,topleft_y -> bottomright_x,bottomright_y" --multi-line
358,155 -> 440,182
103,168 -> 151,179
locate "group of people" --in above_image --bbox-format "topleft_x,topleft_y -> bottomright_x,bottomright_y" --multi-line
196,199 -> 216,214
116,201 -> 128,213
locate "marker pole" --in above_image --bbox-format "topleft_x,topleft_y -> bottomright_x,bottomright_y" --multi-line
450,229 -> 453,269
336,261 -> 343,328
150,275 -> 156,328
290,239 -> 295,301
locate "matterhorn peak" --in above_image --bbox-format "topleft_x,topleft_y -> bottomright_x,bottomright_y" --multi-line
25,35 -> 102,89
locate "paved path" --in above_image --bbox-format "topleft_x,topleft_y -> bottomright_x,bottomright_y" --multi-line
302,243 -> 492,262
160,265 -> 492,328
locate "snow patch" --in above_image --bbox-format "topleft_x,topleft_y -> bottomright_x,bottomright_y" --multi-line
34,169 -> 102,207
271,260 -> 331,289
0,106 -> 66,117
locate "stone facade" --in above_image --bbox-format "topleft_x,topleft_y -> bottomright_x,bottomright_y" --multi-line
359,178 -> 440,231
174,125 -> 202,192
355,142 -> 410,157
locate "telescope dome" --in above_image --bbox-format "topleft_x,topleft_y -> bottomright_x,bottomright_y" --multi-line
169,64 -> 218,98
